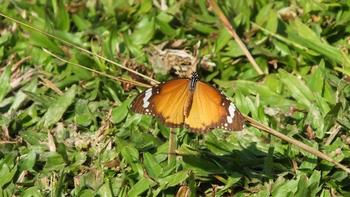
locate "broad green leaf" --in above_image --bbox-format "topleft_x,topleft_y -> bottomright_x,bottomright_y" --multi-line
130,17 -> 155,46
29,31 -> 64,56
233,79 -> 295,108
121,145 -> 139,164
287,19 -> 350,67
216,176 -> 241,196
156,12 -> 178,37
9,78 -> 37,112
299,142 -> 318,170
18,151 -> 37,171
308,171 -> 321,197
320,190 -> 331,197
72,14 -> 92,31
233,91 -> 251,115
97,181 -> 114,197
79,189 -> 96,197
205,132 -> 234,155
279,69 -> 314,108
127,178 -> 155,197
78,170 -> 104,191
306,104 -> 326,138
53,0 -> 70,31
143,152 -> 162,178
124,35 -> 145,60
265,9 -> 278,33
75,99 -> 93,126
215,28 -> 231,53
0,164 -> 17,188
43,85 -> 77,127
43,152 -> 66,172
0,31 -> 11,46
308,64 -> 324,94
22,186 -> 43,197
158,170 -> 189,188
191,21 -> 215,34
271,177 -> 298,197
20,129 -> 47,146
323,81 -> 336,105
288,19 -> 321,43
331,171 -> 348,182
181,148 -> 221,176
255,4 -> 273,27
297,0 -> 324,13
138,0 -> 152,14
295,175 -> 308,197
0,66 -> 11,102
22,90 -> 54,108
111,98 -> 132,124
273,40 -> 291,57
222,41 -> 245,58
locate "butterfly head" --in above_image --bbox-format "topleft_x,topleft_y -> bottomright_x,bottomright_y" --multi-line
191,72 -> 199,80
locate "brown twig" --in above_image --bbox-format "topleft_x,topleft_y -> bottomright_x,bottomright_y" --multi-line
47,129 -> 56,152
243,114 -> 350,174
325,123 -> 341,146
0,140 -> 19,144
39,76 -> 64,95
1,125 -> 10,140
207,0 -> 264,75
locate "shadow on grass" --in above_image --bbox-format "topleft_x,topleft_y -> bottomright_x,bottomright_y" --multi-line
181,142 -> 301,181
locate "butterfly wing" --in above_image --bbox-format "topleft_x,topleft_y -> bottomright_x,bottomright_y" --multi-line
131,79 -> 190,127
184,81 -> 244,133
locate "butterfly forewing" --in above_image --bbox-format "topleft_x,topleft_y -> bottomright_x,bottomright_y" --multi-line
184,81 -> 223,132
219,96 -> 245,131
184,81 -> 244,132
131,79 -> 190,127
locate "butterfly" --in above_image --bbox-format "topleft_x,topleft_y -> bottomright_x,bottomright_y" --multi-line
131,72 -> 245,133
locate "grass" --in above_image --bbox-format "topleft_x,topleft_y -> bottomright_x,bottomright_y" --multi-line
1,0 -> 350,196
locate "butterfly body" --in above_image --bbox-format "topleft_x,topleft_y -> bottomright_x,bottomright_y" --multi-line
131,72 -> 244,133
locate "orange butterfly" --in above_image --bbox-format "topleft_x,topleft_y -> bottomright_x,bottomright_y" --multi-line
131,72 -> 244,133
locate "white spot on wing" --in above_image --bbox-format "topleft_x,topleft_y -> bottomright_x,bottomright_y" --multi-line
143,88 -> 153,108
226,103 -> 236,124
